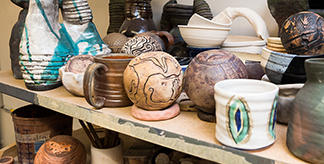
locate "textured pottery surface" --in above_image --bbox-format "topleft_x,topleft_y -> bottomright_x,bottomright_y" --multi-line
83,54 -> 134,109
121,35 -> 165,56
287,58 -> 324,163
103,33 -> 129,53
118,0 -> 157,37
11,105 -> 73,164
214,79 -> 279,150
107,0 -> 125,34
131,103 -> 180,121
10,1 -> 28,79
261,75 -> 303,124
19,0 -> 110,91
34,135 -> 86,164
183,50 -> 248,114
91,138 -> 124,164
267,0 -> 309,31
124,51 -> 183,110
137,31 -> 175,51
280,11 -> 324,55
261,47 -> 324,84
160,0 -> 193,43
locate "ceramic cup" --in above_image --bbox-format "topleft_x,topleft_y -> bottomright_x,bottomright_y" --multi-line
90,139 -> 124,164
214,79 -> 279,150
83,53 -> 135,109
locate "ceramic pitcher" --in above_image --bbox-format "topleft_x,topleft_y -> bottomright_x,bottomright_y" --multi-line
83,54 -> 134,109
287,58 -> 324,163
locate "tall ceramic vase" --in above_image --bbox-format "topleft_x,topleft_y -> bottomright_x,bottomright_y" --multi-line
286,58 -> 324,163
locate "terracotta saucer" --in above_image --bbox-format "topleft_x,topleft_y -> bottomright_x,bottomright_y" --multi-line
131,103 -> 180,121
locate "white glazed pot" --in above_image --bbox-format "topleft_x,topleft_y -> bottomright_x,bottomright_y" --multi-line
214,79 -> 278,150
90,139 -> 124,164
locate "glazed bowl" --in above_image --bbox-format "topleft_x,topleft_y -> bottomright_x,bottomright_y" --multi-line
214,79 -> 279,150
261,47 -> 324,84
188,13 -> 232,28
178,25 -> 230,47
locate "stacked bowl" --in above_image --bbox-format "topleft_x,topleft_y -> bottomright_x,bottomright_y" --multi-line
178,13 -> 232,48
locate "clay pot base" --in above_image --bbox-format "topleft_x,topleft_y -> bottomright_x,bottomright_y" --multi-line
131,103 -> 180,121
197,109 -> 216,123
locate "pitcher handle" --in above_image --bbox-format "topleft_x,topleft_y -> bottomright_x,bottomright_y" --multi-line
83,63 -> 108,109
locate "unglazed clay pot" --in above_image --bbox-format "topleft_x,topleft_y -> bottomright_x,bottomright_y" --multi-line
123,51 -> 183,110
183,50 -> 248,115
34,135 -> 86,164
287,58 -> 324,163
280,11 -> 324,55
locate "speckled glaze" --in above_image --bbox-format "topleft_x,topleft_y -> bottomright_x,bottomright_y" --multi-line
34,135 -> 86,164
287,58 -> 324,163
124,51 -> 183,110
183,50 -> 248,115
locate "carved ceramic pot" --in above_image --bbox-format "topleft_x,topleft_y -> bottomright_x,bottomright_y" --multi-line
34,135 -> 86,164
280,11 -> 324,55
183,49 -> 248,115
287,58 -> 324,163
123,51 -> 183,110
103,33 -> 129,53
121,35 -> 165,56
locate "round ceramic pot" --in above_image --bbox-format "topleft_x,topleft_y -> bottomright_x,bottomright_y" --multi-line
90,139 -> 124,164
287,58 -> 324,163
214,79 -> 278,150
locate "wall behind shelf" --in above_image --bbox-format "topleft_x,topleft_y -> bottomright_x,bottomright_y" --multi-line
0,0 -> 278,147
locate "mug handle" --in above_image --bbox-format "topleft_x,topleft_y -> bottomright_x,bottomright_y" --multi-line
83,63 -> 108,109
150,30 -> 174,50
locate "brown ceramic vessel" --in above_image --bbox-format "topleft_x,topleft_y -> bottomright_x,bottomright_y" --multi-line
183,49 -> 248,114
83,53 -> 134,109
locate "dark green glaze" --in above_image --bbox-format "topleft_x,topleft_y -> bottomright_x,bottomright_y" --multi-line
287,58 -> 324,163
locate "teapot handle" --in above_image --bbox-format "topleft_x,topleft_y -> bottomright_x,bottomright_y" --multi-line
83,63 -> 108,109
150,30 -> 174,50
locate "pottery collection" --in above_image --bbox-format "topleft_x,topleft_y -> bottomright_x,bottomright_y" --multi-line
214,79 -> 278,150
287,58 -> 324,163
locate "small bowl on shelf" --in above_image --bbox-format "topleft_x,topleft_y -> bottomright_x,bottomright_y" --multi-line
178,25 -> 230,48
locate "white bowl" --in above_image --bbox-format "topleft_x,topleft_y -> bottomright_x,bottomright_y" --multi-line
188,13 -> 232,28
178,25 -> 230,48
59,66 -> 85,96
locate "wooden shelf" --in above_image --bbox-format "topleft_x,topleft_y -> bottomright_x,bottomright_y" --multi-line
0,71 -> 306,164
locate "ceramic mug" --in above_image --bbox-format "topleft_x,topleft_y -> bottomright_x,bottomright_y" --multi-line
83,53 -> 134,109
214,79 -> 278,150
90,139 -> 124,164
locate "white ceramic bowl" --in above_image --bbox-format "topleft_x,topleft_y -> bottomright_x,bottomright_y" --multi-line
178,25 -> 230,48
214,79 -> 279,150
59,66 -> 85,96
188,13 -> 232,28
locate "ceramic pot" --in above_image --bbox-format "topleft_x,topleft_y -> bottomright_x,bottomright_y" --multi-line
90,139 -> 124,164
34,135 -> 86,164
118,0 -> 157,37
214,79 -> 279,150
84,53 -> 134,109
123,51 -> 183,110
245,60 -> 265,80
183,50 -> 248,115
261,47 -> 324,84
287,58 -> 324,163
0,156 -> 14,164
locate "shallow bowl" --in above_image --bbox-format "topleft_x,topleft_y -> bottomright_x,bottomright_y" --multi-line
188,13 -> 232,28
178,25 -> 230,48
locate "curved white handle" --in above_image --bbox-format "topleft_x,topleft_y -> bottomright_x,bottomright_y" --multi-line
213,7 -> 269,41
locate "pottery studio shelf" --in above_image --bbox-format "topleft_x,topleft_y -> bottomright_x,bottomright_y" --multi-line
0,70 -> 306,164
